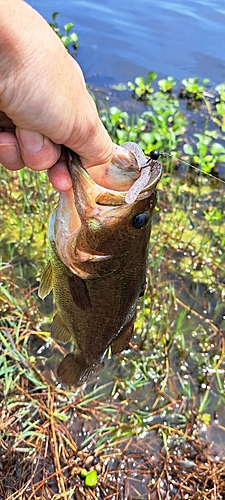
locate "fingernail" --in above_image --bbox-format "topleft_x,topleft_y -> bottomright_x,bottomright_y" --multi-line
0,143 -> 19,162
17,129 -> 44,153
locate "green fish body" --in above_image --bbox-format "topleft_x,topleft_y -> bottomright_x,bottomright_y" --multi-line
38,142 -> 162,386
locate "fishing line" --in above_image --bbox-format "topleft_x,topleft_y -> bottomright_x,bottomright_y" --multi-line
146,149 -> 225,185
125,146 -> 225,204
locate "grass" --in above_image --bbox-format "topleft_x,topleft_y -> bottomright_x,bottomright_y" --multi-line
1,156 -> 225,498
1,71 -> 225,498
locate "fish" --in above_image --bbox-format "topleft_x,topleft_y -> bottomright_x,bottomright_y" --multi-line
38,142 -> 162,386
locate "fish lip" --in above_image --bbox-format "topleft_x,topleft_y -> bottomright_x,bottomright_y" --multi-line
69,151 -> 162,205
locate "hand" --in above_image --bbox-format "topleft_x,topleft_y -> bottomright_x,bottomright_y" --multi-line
0,0 -> 112,191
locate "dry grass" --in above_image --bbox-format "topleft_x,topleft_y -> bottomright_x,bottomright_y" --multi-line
1,162 -> 225,498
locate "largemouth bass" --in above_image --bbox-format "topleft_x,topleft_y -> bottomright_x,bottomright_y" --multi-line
38,142 -> 162,386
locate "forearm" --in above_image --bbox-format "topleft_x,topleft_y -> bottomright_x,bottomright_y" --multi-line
0,0 -> 85,137
0,1 -> 62,103
0,1 -> 112,185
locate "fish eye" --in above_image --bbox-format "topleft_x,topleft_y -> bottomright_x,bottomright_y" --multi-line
131,212 -> 149,229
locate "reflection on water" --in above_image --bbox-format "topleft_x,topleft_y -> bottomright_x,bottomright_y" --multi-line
28,0 -> 225,85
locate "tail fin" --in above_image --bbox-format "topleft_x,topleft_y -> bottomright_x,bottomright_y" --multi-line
57,352 -> 103,387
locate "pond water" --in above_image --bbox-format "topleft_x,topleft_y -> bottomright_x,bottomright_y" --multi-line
28,0 -> 225,86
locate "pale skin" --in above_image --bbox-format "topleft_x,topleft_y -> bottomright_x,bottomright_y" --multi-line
0,0 -> 113,191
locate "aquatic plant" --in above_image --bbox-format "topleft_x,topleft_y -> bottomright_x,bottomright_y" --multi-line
104,72 -> 225,178
49,12 -> 78,54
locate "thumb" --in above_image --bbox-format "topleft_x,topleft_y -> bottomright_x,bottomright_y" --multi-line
63,87 -> 113,169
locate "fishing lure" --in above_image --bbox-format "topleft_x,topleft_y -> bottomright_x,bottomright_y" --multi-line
125,147 -> 162,205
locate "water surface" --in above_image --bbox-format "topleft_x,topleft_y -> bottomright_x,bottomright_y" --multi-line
29,0 -> 225,85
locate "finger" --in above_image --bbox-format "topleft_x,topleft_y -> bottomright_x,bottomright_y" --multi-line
0,132 -> 24,170
64,81 -> 113,170
48,156 -> 72,191
16,128 -> 61,170
79,119 -> 113,170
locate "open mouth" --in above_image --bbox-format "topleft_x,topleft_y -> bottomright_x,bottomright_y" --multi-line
69,143 -> 162,206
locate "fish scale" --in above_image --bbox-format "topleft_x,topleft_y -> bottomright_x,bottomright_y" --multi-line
38,142 -> 162,386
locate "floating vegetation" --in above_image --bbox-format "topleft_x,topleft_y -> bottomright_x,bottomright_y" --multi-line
100,73 -> 225,181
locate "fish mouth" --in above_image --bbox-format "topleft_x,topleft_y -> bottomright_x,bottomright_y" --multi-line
72,160 -> 129,206
68,149 -> 162,206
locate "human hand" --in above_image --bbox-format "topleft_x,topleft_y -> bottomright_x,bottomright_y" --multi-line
0,0 -> 112,191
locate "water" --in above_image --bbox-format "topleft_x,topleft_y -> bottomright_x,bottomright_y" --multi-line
28,0 -> 225,86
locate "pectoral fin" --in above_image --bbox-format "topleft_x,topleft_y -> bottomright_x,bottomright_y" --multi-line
38,261 -> 53,299
68,275 -> 91,310
51,313 -> 71,344
111,316 -> 135,355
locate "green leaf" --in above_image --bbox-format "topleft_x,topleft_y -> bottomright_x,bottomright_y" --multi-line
135,76 -> 145,87
158,79 -> 168,92
64,22 -> 74,32
127,131 -> 138,141
182,77 -> 197,87
193,154 -> 200,164
70,33 -> 78,42
197,144 -> 207,156
127,81 -> 135,90
111,83 -> 127,91
61,35 -> 72,47
195,133 -> 211,146
205,129 -> 219,139
85,470 -> 98,488
215,83 -> 225,100
183,143 -> 194,155
116,129 -> 128,141
210,142 -> 225,155
52,12 -> 59,21
140,132 -> 154,144
110,106 -> 121,115
147,71 -> 157,82
216,102 -> 225,115
80,468 -> 88,478
204,154 -> 213,162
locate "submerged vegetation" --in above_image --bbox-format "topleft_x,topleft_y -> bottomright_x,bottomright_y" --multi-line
0,15 -> 225,500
